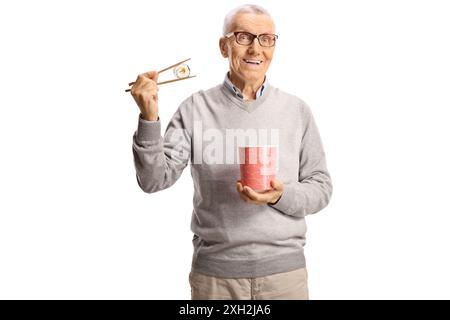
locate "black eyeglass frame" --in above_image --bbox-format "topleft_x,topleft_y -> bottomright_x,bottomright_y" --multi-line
225,31 -> 279,47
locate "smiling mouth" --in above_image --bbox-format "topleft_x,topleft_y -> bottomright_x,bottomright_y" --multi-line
243,59 -> 263,65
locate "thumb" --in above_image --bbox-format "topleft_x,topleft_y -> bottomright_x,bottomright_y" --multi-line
271,179 -> 283,191
143,71 -> 159,82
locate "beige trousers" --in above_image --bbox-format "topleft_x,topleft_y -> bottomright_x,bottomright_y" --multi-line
189,267 -> 309,300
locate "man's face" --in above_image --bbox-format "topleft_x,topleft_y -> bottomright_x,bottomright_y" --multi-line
220,13 -> 276,84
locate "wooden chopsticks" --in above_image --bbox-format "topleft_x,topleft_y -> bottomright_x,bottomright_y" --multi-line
125,58 -> 195,92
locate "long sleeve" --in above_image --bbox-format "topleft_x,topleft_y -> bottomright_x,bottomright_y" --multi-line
269,102 -> 333,217
132,100 -> 192,194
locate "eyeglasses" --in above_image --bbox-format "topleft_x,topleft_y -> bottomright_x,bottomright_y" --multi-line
225,31 -> 278,47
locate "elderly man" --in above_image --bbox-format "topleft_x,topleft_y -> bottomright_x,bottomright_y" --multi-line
130,4 -> 332,300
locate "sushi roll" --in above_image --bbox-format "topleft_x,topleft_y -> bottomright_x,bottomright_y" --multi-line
173,64 -> 190,78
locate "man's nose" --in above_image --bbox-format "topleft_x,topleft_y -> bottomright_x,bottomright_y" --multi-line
247,37 -> 262,54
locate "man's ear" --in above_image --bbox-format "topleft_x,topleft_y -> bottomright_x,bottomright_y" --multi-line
219,38 -> 228,58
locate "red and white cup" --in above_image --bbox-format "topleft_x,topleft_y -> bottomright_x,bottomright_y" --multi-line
238,146 -> 278,192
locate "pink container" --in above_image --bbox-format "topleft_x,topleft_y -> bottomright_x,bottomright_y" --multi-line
239,146 -> 278,192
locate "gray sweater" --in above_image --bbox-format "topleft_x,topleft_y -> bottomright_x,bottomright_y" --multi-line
132,79 -> 332,278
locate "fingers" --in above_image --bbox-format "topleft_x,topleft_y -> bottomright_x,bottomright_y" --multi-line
241,193 -> 259,204
239,192 -> 255,203
270,179 -> 284,191
236,180 -> 283,205
141,80 -> 158,94
142,71 -> 159,82
136,74 -> 158,89
130,78 -> 159,106
131,71 -> 158,93
244,185 -> 282,204
236,181 -> 259,204
243,186 -> 269,203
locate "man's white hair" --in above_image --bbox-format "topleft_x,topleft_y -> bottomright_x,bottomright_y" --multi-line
222,4 -> 273,36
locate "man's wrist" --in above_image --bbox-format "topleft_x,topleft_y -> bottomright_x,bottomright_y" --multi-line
140,113 -> 159,121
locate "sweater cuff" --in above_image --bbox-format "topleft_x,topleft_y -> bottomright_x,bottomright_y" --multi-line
268,182 -> 303,217
136,114 -> 161,142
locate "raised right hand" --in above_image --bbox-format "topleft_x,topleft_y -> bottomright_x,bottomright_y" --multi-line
130,71 -> 159,121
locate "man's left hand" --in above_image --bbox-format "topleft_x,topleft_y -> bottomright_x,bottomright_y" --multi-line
236,179 -> 284,205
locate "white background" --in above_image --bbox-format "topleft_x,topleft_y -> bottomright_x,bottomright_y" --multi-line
1,0 -> 449,299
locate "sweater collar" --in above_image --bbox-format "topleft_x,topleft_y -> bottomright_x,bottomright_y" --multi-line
223,72 -> 268,100
220,76 -> 273,114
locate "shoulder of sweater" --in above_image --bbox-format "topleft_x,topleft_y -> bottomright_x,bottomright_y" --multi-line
268,85 -> 312,114
173,85 -> 222,116
180,84 -> 223,103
